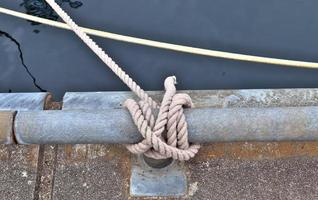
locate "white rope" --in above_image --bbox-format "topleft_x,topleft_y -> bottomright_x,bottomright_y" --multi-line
1,6 -> 318,68
43,0 -> 157,108
44,0 -> 200,160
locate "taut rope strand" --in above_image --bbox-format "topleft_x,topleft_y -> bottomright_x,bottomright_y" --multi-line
44,0 -> 200,160
43,0 -> 157,109
1,6 -> 318,69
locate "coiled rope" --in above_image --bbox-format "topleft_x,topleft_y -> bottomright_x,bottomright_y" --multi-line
44,0 -> 199,160
1,6 -> 318,68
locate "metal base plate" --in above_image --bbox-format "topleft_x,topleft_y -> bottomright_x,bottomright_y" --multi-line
130,155 -> 187,197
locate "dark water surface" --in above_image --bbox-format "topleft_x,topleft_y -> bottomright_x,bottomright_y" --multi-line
1,0 -> 318,99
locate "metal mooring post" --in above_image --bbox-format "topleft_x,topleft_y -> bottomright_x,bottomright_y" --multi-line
3,89 -> 318,197
60,92 -> 187,196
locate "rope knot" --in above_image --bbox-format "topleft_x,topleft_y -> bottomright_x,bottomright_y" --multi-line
124,76 -> 200,161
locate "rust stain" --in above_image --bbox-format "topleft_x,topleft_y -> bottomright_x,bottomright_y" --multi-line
195,141 -> 318,161
62,144 -> 87,162
25,145 -> 40,168
64,144 -> 73,159
0,145 -> 10,160
116,146 -> 131,199
293,142 -> 318,157
44,93 -> 62,110
61,144 -> 132,162
60,144 -> 130,164
0,112 -> 14,143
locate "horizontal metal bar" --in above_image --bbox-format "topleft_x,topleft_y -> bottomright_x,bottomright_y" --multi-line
0,93 -> 49,111
62,89 -> 318,110
14,106 -> 318,144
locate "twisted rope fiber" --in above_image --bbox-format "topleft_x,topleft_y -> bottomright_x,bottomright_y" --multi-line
45,0 -> 200,160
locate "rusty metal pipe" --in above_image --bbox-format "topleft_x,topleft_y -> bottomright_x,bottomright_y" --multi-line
14,106 -> 318,144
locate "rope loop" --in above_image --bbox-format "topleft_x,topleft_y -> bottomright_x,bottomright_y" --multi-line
44,0 -> 200,160
124,76 -> 200,161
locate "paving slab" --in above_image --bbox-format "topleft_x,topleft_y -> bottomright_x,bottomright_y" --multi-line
47,142 -> 318,200
188,155 -> 318,200
0,145 -> 39,200
52,144 -> 130,200
0,93 -> 49,200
